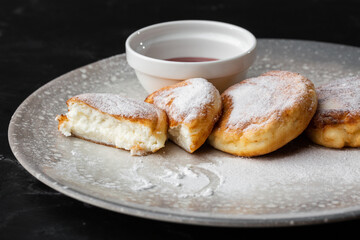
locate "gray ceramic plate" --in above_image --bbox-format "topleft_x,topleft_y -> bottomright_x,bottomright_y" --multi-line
8,39 -> 360,227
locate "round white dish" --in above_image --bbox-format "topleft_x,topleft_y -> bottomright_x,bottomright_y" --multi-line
126,20 -> 256,93
8,39 -> 360,227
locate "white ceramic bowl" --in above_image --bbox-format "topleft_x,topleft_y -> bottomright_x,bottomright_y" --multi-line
125,20 -> 256,93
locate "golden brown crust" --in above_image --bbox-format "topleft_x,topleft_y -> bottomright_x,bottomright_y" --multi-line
145,79 -> 195,128
306,121 -> 360,148
306,76 -> 360,148
145,78 -> 222,153
186,106 -> 222,152
308,110 -> 360,128
67,96 -> 167,135
56,114 -> 68,131
57,94 -> 168,155
208,71 -> 317,157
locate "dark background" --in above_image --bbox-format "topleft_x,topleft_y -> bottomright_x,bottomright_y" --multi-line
1,0 -> 360,239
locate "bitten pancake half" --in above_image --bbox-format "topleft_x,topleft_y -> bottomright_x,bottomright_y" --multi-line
208,70 -> 317,157
145,78 -> 222,153
306,76 -> 360,148
56,93 -> 168,156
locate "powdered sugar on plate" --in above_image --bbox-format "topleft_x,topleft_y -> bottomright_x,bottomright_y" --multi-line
8,40 -> 360,226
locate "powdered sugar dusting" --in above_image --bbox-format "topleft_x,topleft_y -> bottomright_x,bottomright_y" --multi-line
152,78 -> 219,123
226,75 -> 307,130
317,76 -> 360,112
75,93 -> 159,119
9,41 -> 360,226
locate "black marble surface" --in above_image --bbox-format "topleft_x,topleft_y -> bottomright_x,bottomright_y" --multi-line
1,0 -> 360,239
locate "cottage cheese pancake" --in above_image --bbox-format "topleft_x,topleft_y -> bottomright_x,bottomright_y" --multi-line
209,71 -> 317,157
145,78 -> 222,153
307,76 -> 360,148
56,93 -> 168,156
